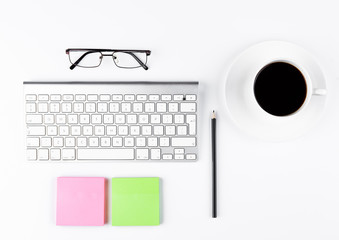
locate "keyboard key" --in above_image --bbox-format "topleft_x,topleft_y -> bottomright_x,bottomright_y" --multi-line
162,114 -> 173,124
156,103 -> 166,112
133,103 -> 143,112
79,114 -> 90,124
89,137 -> 99,147
142,126 -> 152,135
85,103 -> 96,113
112,137 -> 123,147
173,95 -> 184,101
38,149 -> 49,160
163,154 -> 173,160
63,94 -> 74,101
78,148 -> 134,160
136,149 -> 149,160
38,94 -> 49,101
26,114 -> 42,124
26,94 -> 37,101
127,114 -> 137,124
99,94 -> 110,101
151,149 -> 161,160
115,114 -> 125,124
172,137 -> 196,147
47,126 -> 57,136
136,137 -> 146,147
44,114 -> 54,124
27,137 -> 39,147
94,126 -> 105,135
92,114 -> 102,124
165,126 -> 175,135
168,103 -> 179,112
100,137 -> 111,147
125,94 -> 135,101
124,137 -> 134,147
56,114 -> 66,124
61,103 -> 72,113
109,103 -> 120,112
98,103 -> 108,112
144,103 -> 155,112
130,125 -> 140,135
186,114 -> 197,135
41,137 -> 52,147
137,95 -> 147,101
121,103 -> 131,112
82,125 -> 93,136
51,95 -> 61,101
38,103 -> 48,113
177,125 -> 187,135
180,102 -> 196,112
107,126 -> 117,135
77,137 -> 87,147
73,103 -> 84,113
139,114 -> 149,124
161,95 -> 171,101
27,149 -> 37,160
185,95 -> 196,101
159,137 -> 170,147
26,103 -> 36,113
50,103 -> 60,113
53,137 -> 64,147
71,126 -> 81,136
27,126 -> 45,136
174,114 -> 185,124
112,95 -> 123,101
65,137 -> 75,147
59,126 -> 69,136
174,154 -> 184,160
62,149 -> 76,160
153,125 -> 164,135
87,95 -> 98,101
150,114 -> 161,124
103,114 -> 114,124
118,126 -> 128,135
51,149 -> 61,160
75,94 -> 86,101
147,137 -> 158,147
186,154 -> 197,160
149,95 -> 159,101
174,148 -> 185,154
68,114 -> 78,124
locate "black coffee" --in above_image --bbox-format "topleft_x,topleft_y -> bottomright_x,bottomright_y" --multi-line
254,62 -> 307,116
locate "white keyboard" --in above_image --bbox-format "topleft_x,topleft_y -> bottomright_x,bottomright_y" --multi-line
24,81 -> 198,161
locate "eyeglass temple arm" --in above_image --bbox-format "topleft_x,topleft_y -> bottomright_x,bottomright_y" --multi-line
68,51 -> 97,70
124,52 -> 149,70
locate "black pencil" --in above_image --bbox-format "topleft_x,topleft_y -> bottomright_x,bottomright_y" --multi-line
211,110 -> 217,218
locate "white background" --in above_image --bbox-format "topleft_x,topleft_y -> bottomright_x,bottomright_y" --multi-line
1,0 -> 339,239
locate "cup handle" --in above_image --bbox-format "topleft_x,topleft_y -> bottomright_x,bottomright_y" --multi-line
313,88 -> 327,96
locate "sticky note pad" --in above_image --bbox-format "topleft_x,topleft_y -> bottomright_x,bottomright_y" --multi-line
111,177 -> 160,226
56,177 -> 105,226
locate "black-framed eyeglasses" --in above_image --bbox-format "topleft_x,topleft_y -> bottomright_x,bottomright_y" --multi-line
65,48 -> 151,70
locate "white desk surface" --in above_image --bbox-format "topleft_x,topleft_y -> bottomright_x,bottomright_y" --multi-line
1,0 -> 339,239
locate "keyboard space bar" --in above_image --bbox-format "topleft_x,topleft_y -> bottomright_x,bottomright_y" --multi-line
78,149 -> 134,160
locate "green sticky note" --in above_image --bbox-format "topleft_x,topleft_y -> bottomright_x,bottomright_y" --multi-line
111,177 -> 160,226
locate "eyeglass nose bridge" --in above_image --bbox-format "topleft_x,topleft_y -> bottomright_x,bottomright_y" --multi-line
100,53 -> 117,60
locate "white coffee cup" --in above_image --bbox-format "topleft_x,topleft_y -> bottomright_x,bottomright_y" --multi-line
225,41 -> 328,141
250,60 -> 327,117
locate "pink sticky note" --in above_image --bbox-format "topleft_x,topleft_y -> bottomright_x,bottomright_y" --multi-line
56,177 -> 105,226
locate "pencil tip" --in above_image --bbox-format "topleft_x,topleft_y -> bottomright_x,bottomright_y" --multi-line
212,110 -> 216,119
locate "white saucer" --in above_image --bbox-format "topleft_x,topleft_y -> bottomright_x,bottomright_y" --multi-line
225,41 -> 327,141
